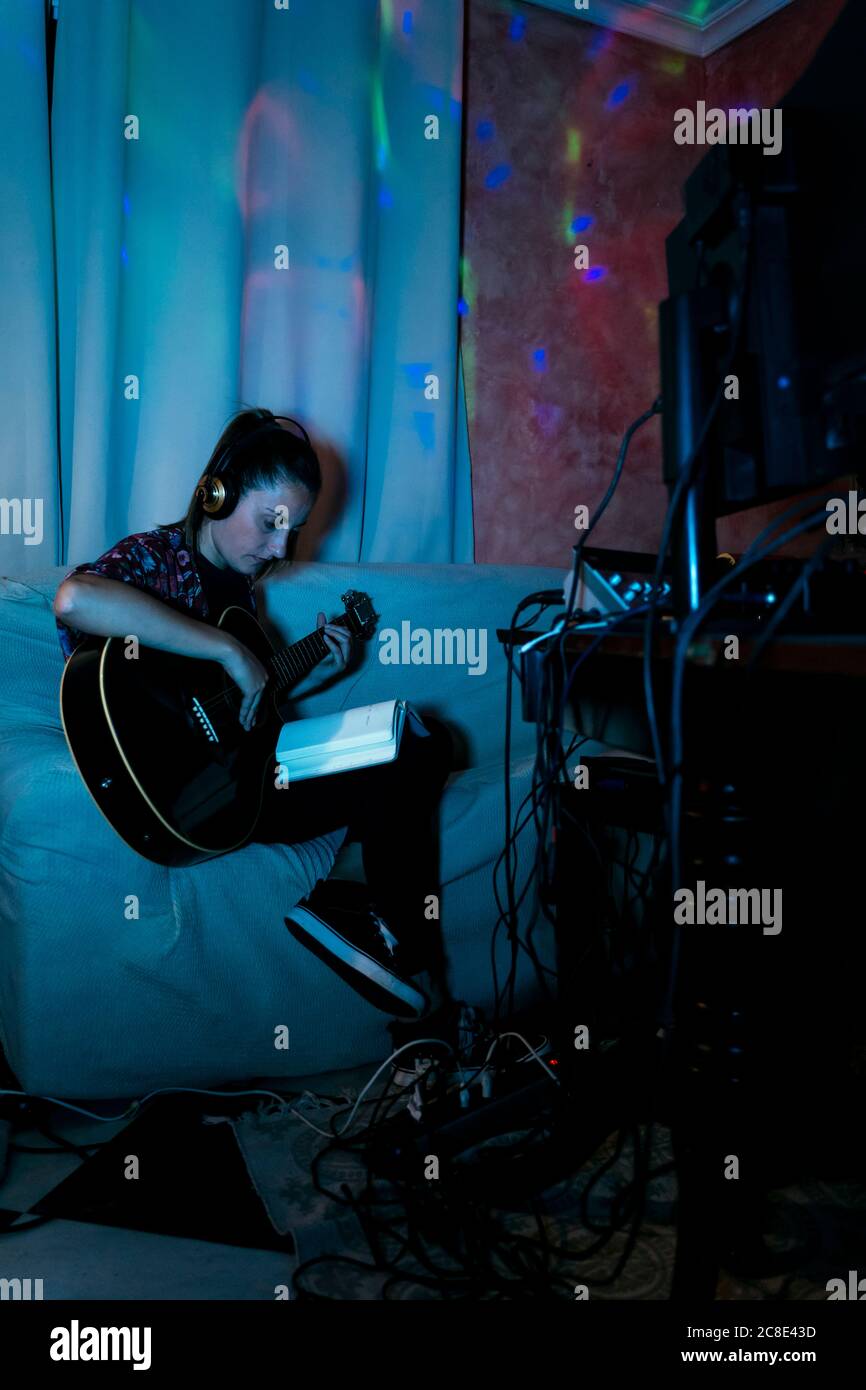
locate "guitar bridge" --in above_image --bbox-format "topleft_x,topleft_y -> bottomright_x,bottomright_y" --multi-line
191,696 -> 219,743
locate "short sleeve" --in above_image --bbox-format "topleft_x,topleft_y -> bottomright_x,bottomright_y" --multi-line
67,533 -> 163,586
56,533 -> 169,663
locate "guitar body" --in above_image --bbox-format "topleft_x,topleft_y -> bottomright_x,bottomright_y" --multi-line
60,607 -> 283,866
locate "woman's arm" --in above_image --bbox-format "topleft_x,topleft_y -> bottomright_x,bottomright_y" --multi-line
55,574 -> 272,729
54,573 -> 236,663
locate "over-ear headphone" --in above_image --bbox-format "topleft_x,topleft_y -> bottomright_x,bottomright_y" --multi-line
194,414 -> 313,520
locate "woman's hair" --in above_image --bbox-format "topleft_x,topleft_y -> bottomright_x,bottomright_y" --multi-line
159,406 -> 322,579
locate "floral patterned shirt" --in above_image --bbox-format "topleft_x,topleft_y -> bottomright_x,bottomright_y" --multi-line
56,524 -> 257,663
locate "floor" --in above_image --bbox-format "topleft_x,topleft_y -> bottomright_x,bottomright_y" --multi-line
3,1054 -> 864,1300
0,1058 -> 376,1301
3,1028 -> 864,1300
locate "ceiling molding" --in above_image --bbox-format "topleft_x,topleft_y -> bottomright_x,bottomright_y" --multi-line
522,0 -> 793,57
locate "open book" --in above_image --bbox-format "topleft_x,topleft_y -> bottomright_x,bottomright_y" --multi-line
274,699 -> 430,781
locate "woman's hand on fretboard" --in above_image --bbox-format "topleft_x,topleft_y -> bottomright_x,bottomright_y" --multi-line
316,611 -> 353,671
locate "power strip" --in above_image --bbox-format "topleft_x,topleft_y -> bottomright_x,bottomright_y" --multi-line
386,1032 -> 555,1139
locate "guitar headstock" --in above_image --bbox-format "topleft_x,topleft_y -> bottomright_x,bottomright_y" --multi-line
338,589 -> 378,640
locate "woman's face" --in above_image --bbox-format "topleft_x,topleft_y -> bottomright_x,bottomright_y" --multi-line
199,481 -> 315,576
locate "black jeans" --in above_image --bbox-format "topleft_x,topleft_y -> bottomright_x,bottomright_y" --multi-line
252,714 -> 455,976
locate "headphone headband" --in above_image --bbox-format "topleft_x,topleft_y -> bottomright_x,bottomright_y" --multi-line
196,413 -> 313,518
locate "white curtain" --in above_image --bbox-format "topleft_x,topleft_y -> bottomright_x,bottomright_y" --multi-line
0,0 -> 474,573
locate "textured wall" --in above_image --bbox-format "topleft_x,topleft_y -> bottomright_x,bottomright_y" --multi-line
462,0 -> 849,564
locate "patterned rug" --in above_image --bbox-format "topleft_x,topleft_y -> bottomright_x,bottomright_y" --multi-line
210,1084 -> 866,1300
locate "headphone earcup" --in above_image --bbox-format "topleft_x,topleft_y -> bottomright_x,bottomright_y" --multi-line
213,469 -> 240,519
196,470 -> 240,518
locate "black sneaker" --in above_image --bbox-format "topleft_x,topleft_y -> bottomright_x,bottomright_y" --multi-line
284,879 -> 430,1020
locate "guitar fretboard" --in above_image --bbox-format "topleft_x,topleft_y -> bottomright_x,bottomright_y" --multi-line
265,616 -> 349,693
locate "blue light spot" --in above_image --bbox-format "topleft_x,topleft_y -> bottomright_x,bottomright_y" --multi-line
120,246 -> 129,266
17,39 -> 38,69
607,82 -> 631,109
122,193 -> 131,217
457,298 -> 470,316
766,592 -> 777,605
403,364 -> 433,388
297,69 -> 323,96
402,10 -> 413,34
339,254 -> 353,272
589,31 -> 612,58
376,141 -> 387,172
571,215 -> 593,233
485,164 -> 511,189
315,255 -> 333,269
777,375 -> 791,389
413,411 -> 436,450
477,120 -> 495,141
509,15 -> 526,41
420,84 -> 444,111
534,402 -> 564,436
584,267 -> 607,282
533,348 -> 547,371
378,186 -> 394,208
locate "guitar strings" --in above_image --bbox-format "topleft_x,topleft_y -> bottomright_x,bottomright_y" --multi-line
194,624 -> 334,720
196,632 -> 324,717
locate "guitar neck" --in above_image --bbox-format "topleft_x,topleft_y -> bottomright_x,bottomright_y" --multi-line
266,613 -> 350,693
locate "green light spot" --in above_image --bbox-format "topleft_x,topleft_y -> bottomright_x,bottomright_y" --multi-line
460,255 -> 477,309
373,76 -> 390,170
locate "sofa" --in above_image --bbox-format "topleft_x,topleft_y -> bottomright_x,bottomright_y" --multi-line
0,560 -> 571,1100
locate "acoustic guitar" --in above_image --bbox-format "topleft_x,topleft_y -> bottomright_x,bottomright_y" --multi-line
59,590 -> 377,866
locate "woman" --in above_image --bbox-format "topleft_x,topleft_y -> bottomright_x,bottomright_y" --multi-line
53,407 -> 454,1022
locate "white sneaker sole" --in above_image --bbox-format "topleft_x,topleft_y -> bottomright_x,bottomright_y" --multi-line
285,906 -> 429,1018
